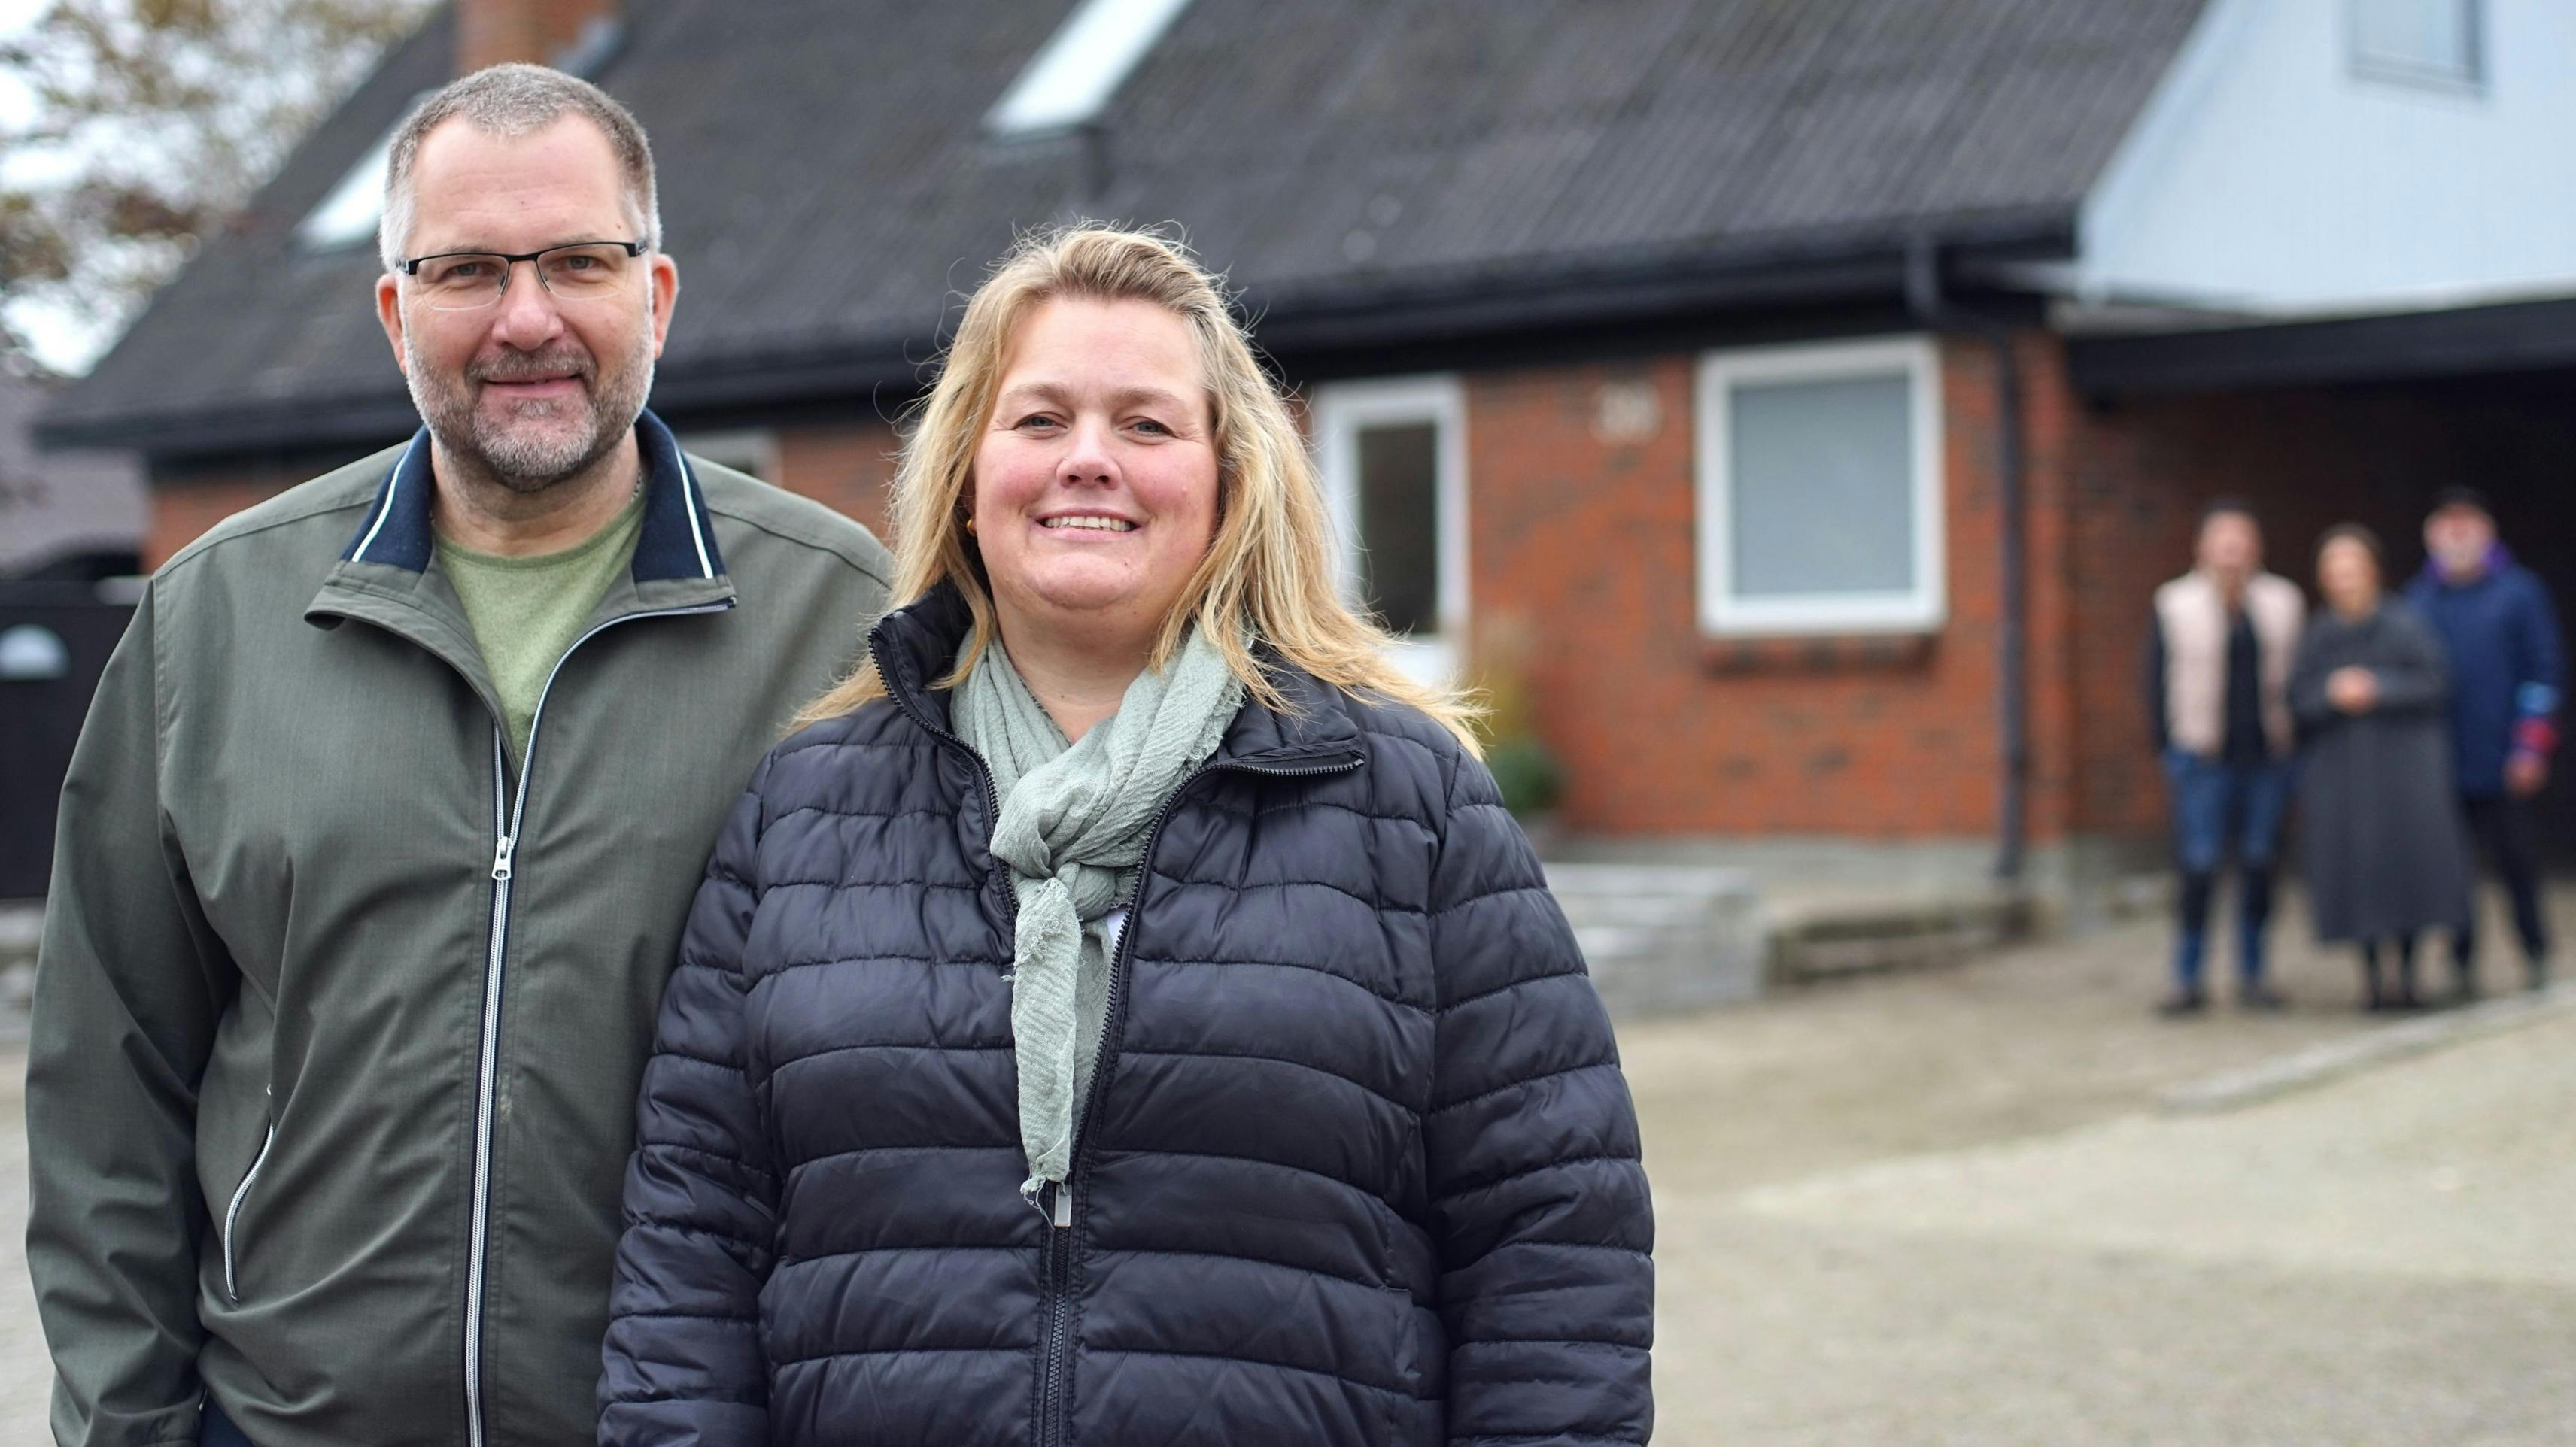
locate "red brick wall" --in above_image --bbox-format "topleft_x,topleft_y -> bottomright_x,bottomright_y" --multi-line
774,420 -> 901,541
1465,338 -> 2031,840
456,0 -> 614,73
144,464 -> 311,570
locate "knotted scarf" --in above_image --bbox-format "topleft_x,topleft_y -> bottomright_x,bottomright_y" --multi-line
952,625 -> 1245,1209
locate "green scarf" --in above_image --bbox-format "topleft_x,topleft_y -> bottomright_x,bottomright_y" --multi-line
952,625 -> 1246,1211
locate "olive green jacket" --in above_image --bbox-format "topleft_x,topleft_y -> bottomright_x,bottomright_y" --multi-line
27,413 -> 890,1446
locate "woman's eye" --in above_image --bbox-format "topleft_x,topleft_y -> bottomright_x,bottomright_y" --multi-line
1131,418 -> 1172,437
1015,414 -> 1060,431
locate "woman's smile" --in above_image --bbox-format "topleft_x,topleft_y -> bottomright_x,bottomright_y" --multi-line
1033,511 -> 1141,535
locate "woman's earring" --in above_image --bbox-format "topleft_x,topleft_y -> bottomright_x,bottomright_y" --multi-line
964,515 -> 977,535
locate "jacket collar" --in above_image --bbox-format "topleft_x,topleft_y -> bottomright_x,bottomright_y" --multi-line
868,581 -> 1365,769
336,408 -> 726,583
304,409 -> 736,707
2417,541 -> 2514,591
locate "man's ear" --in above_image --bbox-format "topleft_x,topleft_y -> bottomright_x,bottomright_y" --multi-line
648,253 -> 680,358
375,274 -> 408,375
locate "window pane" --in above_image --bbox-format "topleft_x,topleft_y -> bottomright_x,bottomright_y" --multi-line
1355,420 -> 1440,636
2352,0 -> 2476,80
1728,373 -> 1913,599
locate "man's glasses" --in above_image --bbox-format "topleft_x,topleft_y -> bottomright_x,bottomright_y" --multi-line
396,241 -> 649,311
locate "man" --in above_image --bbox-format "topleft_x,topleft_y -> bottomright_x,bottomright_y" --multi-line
27,65 -> 889,1447
2408,487 -> 2562,997
2146,501 -> 2305,1014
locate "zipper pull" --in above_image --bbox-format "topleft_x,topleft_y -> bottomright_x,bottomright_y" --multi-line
491,834 -> 516,882
1051,1182 -> 1073,1230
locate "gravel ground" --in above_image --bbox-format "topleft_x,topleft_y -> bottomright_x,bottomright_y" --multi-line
0,887 -> 2567,1443
1629,889 -> 2576,1445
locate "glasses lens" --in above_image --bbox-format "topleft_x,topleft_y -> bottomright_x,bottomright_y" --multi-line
415,254 -> 508,311
537,244 -> 636,299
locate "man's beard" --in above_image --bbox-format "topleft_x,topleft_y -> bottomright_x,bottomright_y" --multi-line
405,329 -> 655,495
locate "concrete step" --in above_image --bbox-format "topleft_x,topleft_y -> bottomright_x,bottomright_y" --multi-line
1543,863 -> 1765,1016
1767,893 -> 2031,984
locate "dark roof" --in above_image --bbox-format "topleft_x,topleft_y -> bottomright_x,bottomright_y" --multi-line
1,369 -> 146,571
46,0 -> 2209,453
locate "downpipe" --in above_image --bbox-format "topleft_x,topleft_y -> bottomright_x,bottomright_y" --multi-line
1905,237 -> 2030,884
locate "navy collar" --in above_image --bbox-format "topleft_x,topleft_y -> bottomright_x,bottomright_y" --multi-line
338,408 -> 725,582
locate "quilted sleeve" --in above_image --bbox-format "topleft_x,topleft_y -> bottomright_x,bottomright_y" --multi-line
1423,747 -> 1655,1445
599,760 -> 781,1446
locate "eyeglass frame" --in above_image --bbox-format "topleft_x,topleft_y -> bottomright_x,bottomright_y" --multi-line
394,239 -> 652,308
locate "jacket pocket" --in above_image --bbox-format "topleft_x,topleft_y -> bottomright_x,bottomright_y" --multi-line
221,1109 -> 277,1303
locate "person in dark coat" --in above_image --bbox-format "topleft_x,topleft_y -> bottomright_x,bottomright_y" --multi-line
2290,526 -> 2472,1011
597,226 -> 1654,1447
2406,487 -> 2563,997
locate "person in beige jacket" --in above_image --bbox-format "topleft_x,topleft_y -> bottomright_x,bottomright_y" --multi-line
2144,501 -> 2306,1014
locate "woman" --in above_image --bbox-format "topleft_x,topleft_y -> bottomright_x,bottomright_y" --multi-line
2289,524 -> 2472,1011
599,226 -> 1653,1446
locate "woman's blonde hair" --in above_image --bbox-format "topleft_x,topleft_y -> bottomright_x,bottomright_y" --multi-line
794,223 -> 1481,751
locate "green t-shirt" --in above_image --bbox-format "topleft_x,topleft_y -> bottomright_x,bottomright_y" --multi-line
436,492 -> 647,765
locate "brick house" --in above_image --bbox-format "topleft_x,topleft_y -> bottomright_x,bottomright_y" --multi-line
38,0 -> 2576,904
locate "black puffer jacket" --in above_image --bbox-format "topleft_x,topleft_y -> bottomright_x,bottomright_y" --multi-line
600,587 -> 1654,1446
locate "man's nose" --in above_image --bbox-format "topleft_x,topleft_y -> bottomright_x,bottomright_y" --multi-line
489,261 -> 567,348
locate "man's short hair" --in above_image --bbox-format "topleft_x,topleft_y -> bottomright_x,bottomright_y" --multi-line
2198,497 -> 2259,531
2429,485 -> 2493,520
378,63 -> 661,272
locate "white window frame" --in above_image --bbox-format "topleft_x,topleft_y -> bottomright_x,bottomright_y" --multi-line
1694,335 -> 1945,638
676,429 -> 779,484
2347,0 -> 2483,93
1311,375 -> 1469,684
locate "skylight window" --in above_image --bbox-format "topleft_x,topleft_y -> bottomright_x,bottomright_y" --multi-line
297,117 -> 404,253
986,0 -> 1196,139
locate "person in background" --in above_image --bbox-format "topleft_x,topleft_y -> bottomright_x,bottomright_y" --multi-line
2146,501 -> 2306,1015
2407,487 -> 2562,997
2289,526 -> 2471,1011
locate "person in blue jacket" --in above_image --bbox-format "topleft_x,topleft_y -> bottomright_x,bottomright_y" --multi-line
2407,487 -> 2562,996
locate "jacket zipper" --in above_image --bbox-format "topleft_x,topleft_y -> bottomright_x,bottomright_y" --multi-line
462,600 -> 731,1447
1030,747 -> 1365,1447
220,1085 -> 276,1303
870,630 -> 1365,1447
866,631 -> 1004,830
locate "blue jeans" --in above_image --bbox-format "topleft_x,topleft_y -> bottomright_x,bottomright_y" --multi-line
2164,751 -> 2292,989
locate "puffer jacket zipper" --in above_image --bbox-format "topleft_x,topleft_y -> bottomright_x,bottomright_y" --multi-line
865,631 -> 1006,833
220,1084 -> 276,1303
1031,746 -> 1365,1447
868,629 -> 1367,1447
462,599 -> 731,1447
